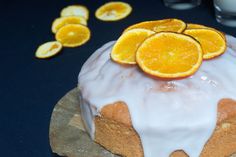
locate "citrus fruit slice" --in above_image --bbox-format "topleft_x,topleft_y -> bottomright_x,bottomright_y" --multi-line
52,16 -> 87,33
184,28 -> 226,60
136,32 -> 203,79
95,2 -> 132,21
55,24 -> 91,47
187,23 -> 226,40
187,23 -> 207,29
124,19 -> 186,33
35,41 -> 62,59
60,5 -> 89,20
111,29 -> 155,65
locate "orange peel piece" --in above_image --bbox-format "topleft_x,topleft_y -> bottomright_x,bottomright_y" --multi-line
60,5 -> 89,20
124,19 -> 186,33
35,41 -> 62,59
52,16 -> 87,33
95,2 -> 132,21
136,32 -> 203,79
111,28 -> 155,65
184,28 -> 226,60
55,24 -> 91,47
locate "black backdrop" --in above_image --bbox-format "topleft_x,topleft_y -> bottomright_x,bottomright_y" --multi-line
0,0 -> 235,157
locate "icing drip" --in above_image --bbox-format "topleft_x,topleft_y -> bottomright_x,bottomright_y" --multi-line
78,35 -> 236,157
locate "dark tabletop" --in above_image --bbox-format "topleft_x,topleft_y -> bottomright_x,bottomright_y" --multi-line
0,0 -> 235,156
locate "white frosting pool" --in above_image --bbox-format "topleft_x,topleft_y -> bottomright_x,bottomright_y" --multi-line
78,35 -> 236,157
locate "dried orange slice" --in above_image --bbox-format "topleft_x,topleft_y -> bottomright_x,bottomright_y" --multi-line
124,19 -> 186,33
35,41 -> 62,59
136,32 -> 203,79
184,28 -> 226,60
187,23 -> 207,29
111,29 -> 155,64
52,16 -> 87,33
187,23 -> 225,40
60,5 -> 89,20
95,2 -> 132,21
55,24 -> 90,47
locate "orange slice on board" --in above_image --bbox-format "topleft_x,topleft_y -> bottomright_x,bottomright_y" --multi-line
55,24 -> 91,47
35,41 -> 62,59
124,19 -> 186,33
136,32 -> 203,79
184,28 -> 226,60
95,2 -> 132,21
187,23 -> 225,39
52,16 -> 87,33
60,5 -> 89,20
111,29 -> 155,65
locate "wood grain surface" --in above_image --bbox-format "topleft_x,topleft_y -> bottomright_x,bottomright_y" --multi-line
49,88 -> 118,157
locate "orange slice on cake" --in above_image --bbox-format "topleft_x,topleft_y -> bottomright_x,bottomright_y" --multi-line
35,41 -> 62,59
124,19 -> 186,33
55,24 -> 91,47
187,23 -> 207,29
95,2 -> 132,21
60,5 -> 89,20
52,16 -> 87,33
111,29 -> 155,64
187,23 -> 225,40
184,28 -> 226,60
136,32 -> 203,79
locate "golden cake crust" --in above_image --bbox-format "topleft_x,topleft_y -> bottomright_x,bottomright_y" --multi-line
94,99 -> 236,157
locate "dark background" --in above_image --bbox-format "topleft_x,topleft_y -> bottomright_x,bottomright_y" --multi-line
0,0 -> 235,157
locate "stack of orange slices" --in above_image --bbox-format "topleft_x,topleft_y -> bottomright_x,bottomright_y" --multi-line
36,4 -> 91,59
54,5 -> 91,48
111,18 -> 226,79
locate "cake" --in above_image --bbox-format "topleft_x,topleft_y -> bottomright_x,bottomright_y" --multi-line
78,35 -> 236,157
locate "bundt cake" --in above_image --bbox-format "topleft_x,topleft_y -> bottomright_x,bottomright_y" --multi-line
78,35 -> 236,157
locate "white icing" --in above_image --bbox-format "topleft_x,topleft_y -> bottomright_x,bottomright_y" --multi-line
78,35 -> 236,157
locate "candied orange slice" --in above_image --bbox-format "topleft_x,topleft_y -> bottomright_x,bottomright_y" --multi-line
52,16 -> 87,33
187,23 -> 225,40
124,19 -> 186,33
35,41 -> 62,59
136,32 -> 203,79
55,24 -> 90,47
187,23 -> 207,29
111,29 -> 155,64
60,5 -> 89,20
95,2 -> 132,21
184,28 -> 226,60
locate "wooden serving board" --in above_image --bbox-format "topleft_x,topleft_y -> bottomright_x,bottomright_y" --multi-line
49,88 -> 118,157
49,88 -> 236,157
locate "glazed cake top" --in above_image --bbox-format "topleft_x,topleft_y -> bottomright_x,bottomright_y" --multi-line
78,35 -> 236,157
